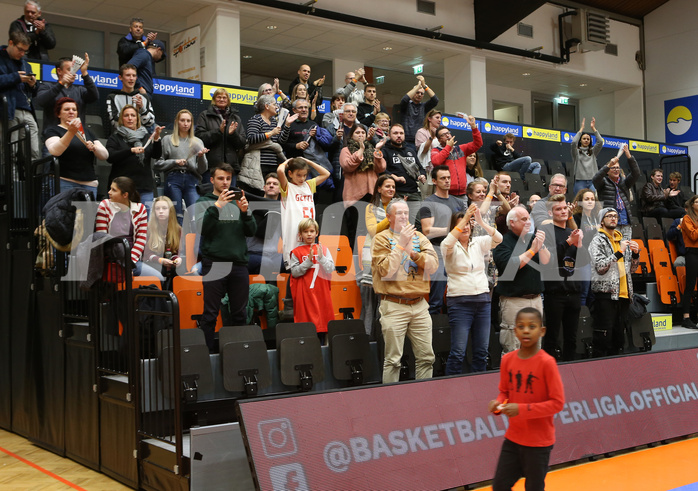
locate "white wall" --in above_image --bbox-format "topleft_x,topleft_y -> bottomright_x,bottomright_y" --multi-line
494,3 -> 643,87
273,0 -> 475,39
645,0 -> 698,178
487,84 -> 532,122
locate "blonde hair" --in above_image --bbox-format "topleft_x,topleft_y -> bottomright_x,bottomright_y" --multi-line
297,218 -> 319,234
117,104 -> 141,128
146,196 -> 181,256
171,109 -> 195,148
210,88 -> 230,106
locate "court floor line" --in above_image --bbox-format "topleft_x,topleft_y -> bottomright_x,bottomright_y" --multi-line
0,444 -> 87,491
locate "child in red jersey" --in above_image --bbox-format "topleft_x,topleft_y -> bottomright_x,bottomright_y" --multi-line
289,218 -> 335,342
488,307 -> 565,491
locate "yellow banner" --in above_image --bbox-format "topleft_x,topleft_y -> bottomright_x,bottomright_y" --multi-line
629,140 -> 659,154
522,126 -> 560,142
28,62 -> 40,79
652,313 -> 672,331
203,84 -> 257,105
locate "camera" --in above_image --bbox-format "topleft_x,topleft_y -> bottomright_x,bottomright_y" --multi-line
228,186 -> 243,200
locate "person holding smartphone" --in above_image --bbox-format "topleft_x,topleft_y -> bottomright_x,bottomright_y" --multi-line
195,164 -> 257,352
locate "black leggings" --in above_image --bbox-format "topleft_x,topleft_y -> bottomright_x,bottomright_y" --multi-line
682,248 -> 698,314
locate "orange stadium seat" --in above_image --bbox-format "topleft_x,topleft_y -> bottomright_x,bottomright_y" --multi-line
319,234 -> 355,276
330,271 -> 362,320
172,276 -> 222,331
633,239 -> 651,276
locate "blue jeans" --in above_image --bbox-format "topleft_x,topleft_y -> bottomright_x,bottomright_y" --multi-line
139,191 -> 154,216
503,157 -> 541,179
445,295 -> 491,375
60,178 -> 96,200
133,260 -> 164,279
428,257 -> 447,315
574,179 -> 595,194
165,171 -> 201,225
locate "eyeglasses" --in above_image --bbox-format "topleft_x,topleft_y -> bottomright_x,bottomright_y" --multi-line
609,167 -> 621,171
550,183 -> 566,189
604,214 -> 619,219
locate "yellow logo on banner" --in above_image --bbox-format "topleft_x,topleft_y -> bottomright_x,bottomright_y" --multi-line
629,140 -> 659,154
203,85 -> 257,105
28,62 -> 40,80
522,126 -> 560,142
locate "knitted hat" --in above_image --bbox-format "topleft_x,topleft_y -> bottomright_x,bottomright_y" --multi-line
598,207 -> 617,224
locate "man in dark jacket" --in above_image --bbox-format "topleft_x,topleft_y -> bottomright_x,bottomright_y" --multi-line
287,64 -> 324,106
399,75 -> 438,146
541,194 -> 582,361
9,1 -> 56,62
382,124 -> 425,201
116,17 -> 157,67
196,164 -> 256,351
592,144 -> 640,239
34,54 -> 98,135
127,40 -> 165,97
0,31 -> 39,161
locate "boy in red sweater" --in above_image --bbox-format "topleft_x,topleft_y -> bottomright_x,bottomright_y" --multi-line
488,307 -> 565,491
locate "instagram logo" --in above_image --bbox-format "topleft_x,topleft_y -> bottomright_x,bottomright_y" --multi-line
258,418 -> 298,458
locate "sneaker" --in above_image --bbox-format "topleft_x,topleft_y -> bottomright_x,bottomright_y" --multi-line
681,318 -> 697,329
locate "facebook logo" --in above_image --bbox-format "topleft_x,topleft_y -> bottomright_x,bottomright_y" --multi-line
269,463 -> 309,491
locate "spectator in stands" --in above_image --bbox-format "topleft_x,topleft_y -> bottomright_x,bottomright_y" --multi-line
338,68 -> 365,105
593,144 -> 639,239
414,109 -> 441,195
431,116 -> 483,199
667,214 -> 686,268
494,206 -> 550,354
490,132 -> 541,179
360,175 -> 396,338
9,1 -> 55,62
288,64 -> 324,108
238,94 -> 290,195
572,188 -> 600,306
372,198 -> 438,383
527,193 -> 542,212
290,83 -> 319,122
642,168 -> 685,219
35,54 -> 98,135
467,177 -> 504,222
106,64 -> 155,134
589,208 -> 640,356
258,78 -> 291,111
400,75 -> 439,146
154,109 -> 208,225
442,204 -> 502,374
357,84 -> 386,127
571,117 -> 604,193
277,157 -> 330,268
196,164 -> 256,351
677,196 -> 698,328
494,172 -> 518,235
195,88 -> 246,185
247,173 -> 283,278
44,97 -> 108,198
144,196 -> 181,284
127,40 -> 165,97
530,174 -> 571,228
289,218 -> 335,339
416,165 -> 466,314
321,93 -> 345,133
106,105 -> 163,212
339,124 -> 386,206
373,112 -> 391,140
383,124 -> 425,201
541,194 -> 583,361
96,177 -> 160,277
666,171 -> 687,215
117,17 -> 156,67
0,31 -> 40,162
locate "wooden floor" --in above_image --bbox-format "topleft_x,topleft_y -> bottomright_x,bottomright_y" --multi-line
2,427 -> 698,490
0,429 -> 130,491
474,435 -> 698,491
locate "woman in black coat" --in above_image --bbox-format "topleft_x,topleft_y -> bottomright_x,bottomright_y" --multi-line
106,104 -> 163,212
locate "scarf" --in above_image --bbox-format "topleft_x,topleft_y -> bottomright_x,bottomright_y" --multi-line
116,126 -> 149,165
347,139 -> 376,172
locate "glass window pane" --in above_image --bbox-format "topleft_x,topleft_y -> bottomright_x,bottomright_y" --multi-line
558,103 -> 577,132
534,99 -> 553,128
51,25 -> 105,68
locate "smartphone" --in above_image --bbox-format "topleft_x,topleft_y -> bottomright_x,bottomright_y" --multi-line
228,187 -> 243,200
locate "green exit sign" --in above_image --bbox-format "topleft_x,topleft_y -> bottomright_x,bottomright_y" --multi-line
413,64 -> 424,75
557,96 -> 569,104
375,76 -> 385,85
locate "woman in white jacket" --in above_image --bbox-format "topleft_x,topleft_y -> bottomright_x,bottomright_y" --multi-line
441,204 -> 502,375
